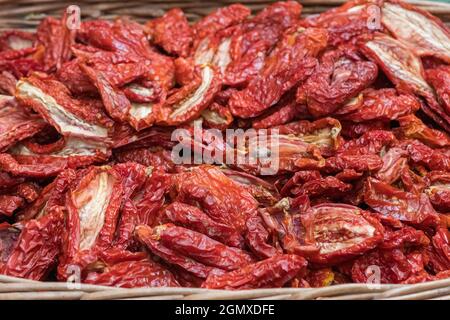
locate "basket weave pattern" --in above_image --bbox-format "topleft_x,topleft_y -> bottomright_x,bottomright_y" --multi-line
0,0 -> 450,300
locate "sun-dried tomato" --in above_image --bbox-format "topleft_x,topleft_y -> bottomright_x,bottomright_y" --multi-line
403,139 -> 450,172
202,254 -> 307,289
337,88 -> 420,122
172,166 -> 258,234
192,4 -> 251,46
84,258 -> 180,288
222,1 -> 302,87
2,210 -> 64,280
245,213 -> 282,259
299,47 -> 378,117
337,130 -> 395,155
0,97 -> 46,152
375,147 -> 408,185
221,169 -> 280,206
201,102 -> 234,130
396,114 -> 450,148
360,33 -> 450,131
58,165 -> 135,279
252,92 -> 305,129
36,12 -> 75,71
424,171 -> 450,212
229,27 -> 328,118
17,169 -> 76,221
273,118 -> 342,156
157,65 -> 221,126
302,0 -> 382,46
380,225 -> 430,250
0,30 -> 34,52
425,65 -> 450,115
424,227 -> 450,273
301,203 -> 384,265
340,120 -> 390,139
365,177 -> 440,229
0,195 -> 24,217
15,182 -> 40,203
146,8 -> 192,58
161,202 -> 243,248
381,1 -> 450,63
351,248 -> 429,284
16,74 -> 113,143
136,224 -> 254,278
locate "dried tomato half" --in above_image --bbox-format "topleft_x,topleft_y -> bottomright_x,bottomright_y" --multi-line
228,27 -> 328,118
299,47 -> 378,117
364,177 -> 440,229
172,166 -> 258,234
202,254 -> 307,289
0,97 -> 46,152
381,1 -> 450,63
301,203 -> 384,265
16,74 -> 113,143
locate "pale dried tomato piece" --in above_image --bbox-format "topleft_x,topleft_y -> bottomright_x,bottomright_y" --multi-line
361,33 -> 433,99
301,203 -> 384,265
273,118 -> 342,155
58,164 -> 140,279
375,147 -> 408,185
7,136 -> 110,175
396,114 -> 450,149
15,74 -> 112,143
0,30 -> 34,52
360,33 -> 450,130
201,102 -> 233,130
381,1 -> 450,63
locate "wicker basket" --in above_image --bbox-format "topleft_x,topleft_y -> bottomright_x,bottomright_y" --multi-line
1,0 -> 450,300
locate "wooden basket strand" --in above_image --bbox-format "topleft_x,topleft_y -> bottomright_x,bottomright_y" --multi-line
1,274 -> 449,300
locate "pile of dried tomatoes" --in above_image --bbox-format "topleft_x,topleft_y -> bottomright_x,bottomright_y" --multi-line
0,0 -> 449,289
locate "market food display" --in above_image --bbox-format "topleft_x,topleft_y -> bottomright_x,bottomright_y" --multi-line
0,0 -> 449,289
